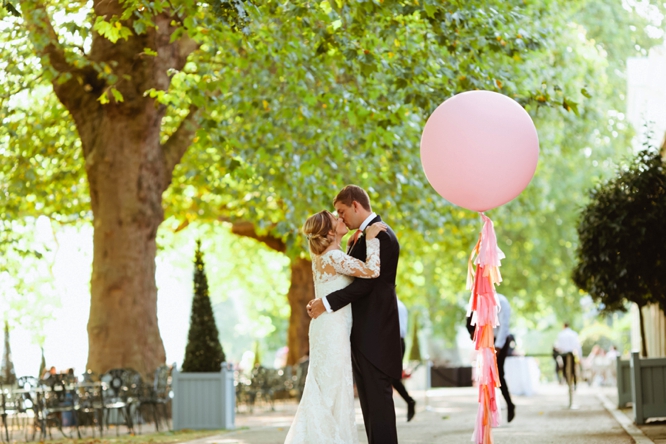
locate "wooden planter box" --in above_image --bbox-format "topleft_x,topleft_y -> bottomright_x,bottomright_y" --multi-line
630,351 -> 666,425
616,357 -> 632,408
172,363 -> 235,430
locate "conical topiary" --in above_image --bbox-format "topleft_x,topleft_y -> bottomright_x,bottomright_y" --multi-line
408,316 -> 422,362
253,341 -> 261,368
38,347 -> 46,379
182,241 -> 225,372
1,321 -> 16,384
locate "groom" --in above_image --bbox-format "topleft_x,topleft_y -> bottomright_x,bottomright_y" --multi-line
307,185 -> 402,444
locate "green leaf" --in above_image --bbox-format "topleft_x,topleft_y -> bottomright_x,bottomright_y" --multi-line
111,88 -> 124,103
97,90 -> 109,105
2,0 -> 20,17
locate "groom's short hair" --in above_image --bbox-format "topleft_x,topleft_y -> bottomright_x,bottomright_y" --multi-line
334,185 -> 371,211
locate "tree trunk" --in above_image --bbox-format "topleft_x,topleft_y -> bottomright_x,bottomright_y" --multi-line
22,0 -> 200,377
286,258 -> 314,366
639,303 -> 648,358
84,112 -> 167,377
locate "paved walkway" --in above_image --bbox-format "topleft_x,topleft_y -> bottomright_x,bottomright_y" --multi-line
603,389 -> 666,444
185,384 -> 640,444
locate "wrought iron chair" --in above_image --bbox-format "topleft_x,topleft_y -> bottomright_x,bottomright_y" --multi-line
75,372 -> 104,438
0,377 -> 12,443
294,358 -> 309,401
100,369 -> 137,435
135,365 -> 171,433
250,367 -> 276,410
41,374 -> 81,439
15,376 -> 46,441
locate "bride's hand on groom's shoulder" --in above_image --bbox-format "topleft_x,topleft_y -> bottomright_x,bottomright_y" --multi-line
366,223 -> 387,240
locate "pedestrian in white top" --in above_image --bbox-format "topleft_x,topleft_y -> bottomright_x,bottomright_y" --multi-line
555,323 -> 583,359
555,322 -> 582,408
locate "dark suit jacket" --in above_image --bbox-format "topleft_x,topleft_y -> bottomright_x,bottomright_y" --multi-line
326,215 -> 402,380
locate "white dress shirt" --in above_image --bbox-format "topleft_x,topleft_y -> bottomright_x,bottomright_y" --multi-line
397,298 -> 408,339
555,327 -> 583,358
493,293 -> 511,349
322,212 -> 378,313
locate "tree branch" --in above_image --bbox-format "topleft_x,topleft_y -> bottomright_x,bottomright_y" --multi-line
231,222 -> 286,253
162,104 -> 200,183
20,0 -> 77,74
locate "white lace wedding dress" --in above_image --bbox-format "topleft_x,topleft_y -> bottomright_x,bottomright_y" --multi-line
284,238 -> 381,444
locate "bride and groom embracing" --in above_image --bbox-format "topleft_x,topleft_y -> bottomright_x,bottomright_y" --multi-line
284,185 -> 411,444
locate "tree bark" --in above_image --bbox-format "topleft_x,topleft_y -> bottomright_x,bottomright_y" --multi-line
84,111 -> 167,377
639,303 -> 648,358
21,0 -> 199,377
286,258 -> 314,366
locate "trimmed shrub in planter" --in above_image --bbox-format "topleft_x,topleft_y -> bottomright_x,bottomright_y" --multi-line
173,241 -> 234,430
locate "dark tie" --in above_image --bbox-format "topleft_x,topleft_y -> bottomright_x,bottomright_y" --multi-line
347,229 -> 362,253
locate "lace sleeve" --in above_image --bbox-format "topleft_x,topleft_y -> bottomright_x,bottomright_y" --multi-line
329,238 -> 380,279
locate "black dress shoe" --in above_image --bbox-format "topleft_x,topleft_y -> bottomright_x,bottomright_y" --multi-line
407,400 -> 416,422
508,404 -> 516,423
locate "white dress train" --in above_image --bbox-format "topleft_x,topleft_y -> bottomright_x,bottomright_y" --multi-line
284,238 -> 381,444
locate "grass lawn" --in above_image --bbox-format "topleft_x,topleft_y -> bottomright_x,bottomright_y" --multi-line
20,429 -> 235,444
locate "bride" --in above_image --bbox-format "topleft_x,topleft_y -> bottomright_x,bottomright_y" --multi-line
284,210 -> 387,444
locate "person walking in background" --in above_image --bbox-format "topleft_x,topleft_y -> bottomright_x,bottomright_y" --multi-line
466,293 -> 515,423
554,322 -> 582,408
393,298 -> 416,422
495,293 -> 516,423
554,323 -> 583,379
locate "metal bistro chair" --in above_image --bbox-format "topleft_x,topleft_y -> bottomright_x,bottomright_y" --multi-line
0,376 -> 13,443
294,358 -> 309,401
15,376 -> 46,442
250,367 -> 276,411
100,369 -> 138,435
234,372 -> 255,413
75,372 -> 104,438
41,374 -> 81,439
135,365 -> 171,433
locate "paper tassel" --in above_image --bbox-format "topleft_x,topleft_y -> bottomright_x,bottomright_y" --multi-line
468,213 -> 504,444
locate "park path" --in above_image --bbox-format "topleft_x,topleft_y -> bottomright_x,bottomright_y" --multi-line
185,384 -> 636,444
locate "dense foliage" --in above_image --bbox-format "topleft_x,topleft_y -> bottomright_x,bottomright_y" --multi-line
573,146 -> 666,314
1,0 -> 664,359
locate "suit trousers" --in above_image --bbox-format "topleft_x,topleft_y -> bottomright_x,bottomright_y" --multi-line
497,341 -> 514,408
392,338 -> 413,404
352,345 -> 398,444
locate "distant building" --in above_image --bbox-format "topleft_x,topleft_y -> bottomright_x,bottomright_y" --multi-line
627,44 -> 666,149
626,44 -> 666,358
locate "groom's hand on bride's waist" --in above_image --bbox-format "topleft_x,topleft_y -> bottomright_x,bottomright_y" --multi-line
307,298 -> 326,319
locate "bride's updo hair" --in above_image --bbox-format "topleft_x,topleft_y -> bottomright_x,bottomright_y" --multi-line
303,210 -> 335,255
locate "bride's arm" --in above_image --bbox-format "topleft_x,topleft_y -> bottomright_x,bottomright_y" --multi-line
329,239 -> 380,279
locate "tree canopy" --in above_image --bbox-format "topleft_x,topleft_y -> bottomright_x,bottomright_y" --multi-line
572,145 -> 666,314
1,0 -> 665,364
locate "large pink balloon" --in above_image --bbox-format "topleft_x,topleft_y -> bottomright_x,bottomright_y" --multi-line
420,91 -> 539,212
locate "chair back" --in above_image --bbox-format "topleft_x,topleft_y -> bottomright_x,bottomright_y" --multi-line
100,368 -> 142,403
152,365 -> 171,400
